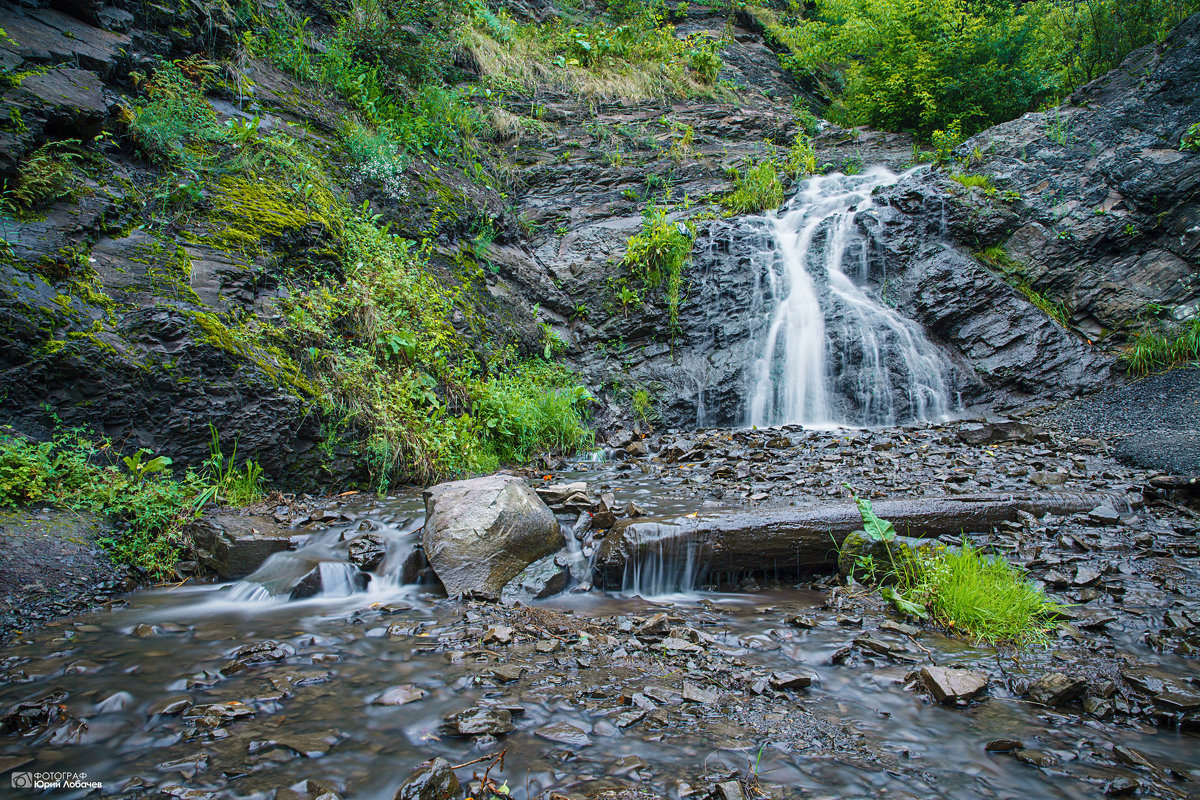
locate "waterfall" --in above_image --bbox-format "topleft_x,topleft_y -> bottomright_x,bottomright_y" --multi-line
747,168 -> 955,427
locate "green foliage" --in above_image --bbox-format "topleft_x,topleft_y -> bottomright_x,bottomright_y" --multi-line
122,449 -> 172,483
851,491 -> 896,543
277,215 -> 593,487
631,387 -> 654,426
197,425 -> 265,508
848,489 -> 1061,644
464,0 -> 723,99
1181,122 -> 1200,152
333,0 -> 470,88
948,173 -> 995,193
1031,0 -> 1199,88
722,160 -> 784,214
786,132 -> 817,177
621,206 -> 695,329
7,141 -> 82,211
778,0 -> 1055,138
0,430 -> 201,577
906,541 -> 1063,644
931,120 -> 963,164
126,58 -> 228,170
1121,319 -> 1200,375
975,246 -> 1069,326
688,37 -> 724,84
472,361 -> 594,463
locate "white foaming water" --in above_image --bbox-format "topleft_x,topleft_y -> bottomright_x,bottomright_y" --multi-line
747,168 -> 954,427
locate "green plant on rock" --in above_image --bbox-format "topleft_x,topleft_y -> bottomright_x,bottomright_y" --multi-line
194,425 -> 265,509
931,120 -> 963,165
844,486 -> 1062,644
948,173 -> 995,194
1182,122 -> 1200,152
0,428 -> 202,577
786,132 -> 817,177
7,140 -> 83,211
621,206 -> 695,329
1121,318 -> 1200,376
722,160 -> 784,214
126,58 -> 228,170
688,37 -> 723,84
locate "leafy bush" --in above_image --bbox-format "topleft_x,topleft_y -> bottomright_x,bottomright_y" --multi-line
621,206 -> 695,329
333,0 -> 470,88
786,133 -> 817,177
688,38 -> 723,84
8,141 -> 82,211
0,430 -> 202,577
1182,122 -> 1200,152
774,0 -> 1056,138
126,59 -> 228,170
722,160 -> 784,214
1032,0 -> 1199,89
472,362 -> 594,463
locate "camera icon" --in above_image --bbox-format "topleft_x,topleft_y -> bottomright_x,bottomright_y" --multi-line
11,772 -> 33,789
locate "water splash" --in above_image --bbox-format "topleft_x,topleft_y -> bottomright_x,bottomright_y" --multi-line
747,168 -> 955,427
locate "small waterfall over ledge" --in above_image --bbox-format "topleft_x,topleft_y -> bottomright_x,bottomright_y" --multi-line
747,167 -> 956,427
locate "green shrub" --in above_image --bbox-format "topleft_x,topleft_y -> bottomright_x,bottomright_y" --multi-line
472,362 -> 594,463
8,141 -> 82,211
1032,0 -> 1199,89
722,160 -> 785,214
0,430 -> 202,577
689,38 -> 723,84
126,59 -> 228,170
621,206 -> 695,329
786,132 -> 817,176
1181,122 -> 1200,152
775,0 -> 1055,138
948,173 -> 994,193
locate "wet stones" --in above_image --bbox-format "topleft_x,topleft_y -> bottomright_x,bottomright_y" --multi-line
221,640 -> 294,675
768,672 -> 813,691
443,707 -> 514,737
347,534 -> 387,571
423,475 -> 564,599
535,721 -> 593,746
919,667 -> 989,704
394,757 -> 461,800
372,685 -> 426,706
187,516 -> 293,579
1026,673 -> 1088,707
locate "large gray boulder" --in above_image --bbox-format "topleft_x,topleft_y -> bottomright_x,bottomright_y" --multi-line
422,475 -> 564,599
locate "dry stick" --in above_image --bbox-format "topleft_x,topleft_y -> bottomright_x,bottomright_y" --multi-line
452,749 -> 506,771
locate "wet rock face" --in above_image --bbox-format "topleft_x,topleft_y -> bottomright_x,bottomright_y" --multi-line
872,14 -> 1200,376
422,475 -> 564,599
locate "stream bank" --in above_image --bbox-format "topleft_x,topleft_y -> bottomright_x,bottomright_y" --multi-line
1,413 -> 1198,799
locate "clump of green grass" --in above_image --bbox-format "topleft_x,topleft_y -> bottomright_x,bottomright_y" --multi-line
846,490 -> 1062,645
904,542 -> 1063,644
1121,319 -> 1200,376
948,172 -> 995,193
722,160 -> 785,214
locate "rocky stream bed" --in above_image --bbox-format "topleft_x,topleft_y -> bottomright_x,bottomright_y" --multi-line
1,414 -> 1199,799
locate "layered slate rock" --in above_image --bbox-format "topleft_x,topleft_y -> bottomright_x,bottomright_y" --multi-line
423,475 -> 563,599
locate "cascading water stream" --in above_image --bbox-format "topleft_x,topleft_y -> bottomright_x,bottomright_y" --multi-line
747,167 -> 956,427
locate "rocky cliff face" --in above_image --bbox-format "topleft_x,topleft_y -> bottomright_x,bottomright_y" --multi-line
2,0 -> 1197,479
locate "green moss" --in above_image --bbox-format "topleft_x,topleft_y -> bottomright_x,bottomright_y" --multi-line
189,311 -> 318,397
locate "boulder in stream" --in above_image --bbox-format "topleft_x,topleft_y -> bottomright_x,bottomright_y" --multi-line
423,475 -> 564,599
187,515 -> 292,579
394,757 -> 461,800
